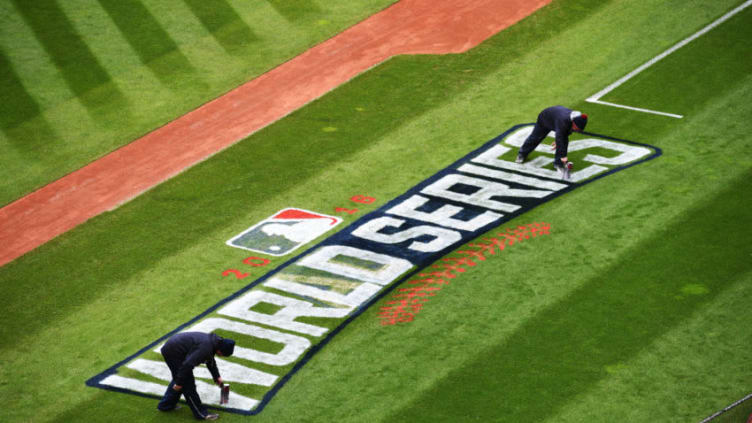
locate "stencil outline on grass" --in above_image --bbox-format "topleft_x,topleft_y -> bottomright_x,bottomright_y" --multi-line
87,124 -> 660,415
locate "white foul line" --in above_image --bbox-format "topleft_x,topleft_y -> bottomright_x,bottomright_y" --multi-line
587,0 -> 752,119
587,99 -> 685,119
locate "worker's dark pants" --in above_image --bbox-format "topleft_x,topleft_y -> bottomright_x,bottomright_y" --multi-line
157,352 -> 210,420
518,122 -> 567,166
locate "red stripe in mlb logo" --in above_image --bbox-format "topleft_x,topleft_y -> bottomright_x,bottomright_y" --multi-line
226,208 -> 342,256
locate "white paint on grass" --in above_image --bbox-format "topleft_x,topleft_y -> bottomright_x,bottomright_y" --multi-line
96,127 -> 659,414
101,371 -> 260,410
587,0 -> 752,118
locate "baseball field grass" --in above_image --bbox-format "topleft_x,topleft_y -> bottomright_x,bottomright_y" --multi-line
0,0 -> 398,206
2,0 -> 751,422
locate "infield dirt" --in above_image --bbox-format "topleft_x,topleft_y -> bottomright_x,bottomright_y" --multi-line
0,0 -> 550,267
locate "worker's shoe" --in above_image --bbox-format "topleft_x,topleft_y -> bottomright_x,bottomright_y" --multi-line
515,154 -> 526,164
554,161 -> 573,180
204,414 -> 220,420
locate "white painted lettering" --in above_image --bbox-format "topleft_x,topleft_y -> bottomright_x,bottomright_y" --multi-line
264,276 -> 380,308
190,318 -> 311,367
127,357 -> 277,388
101,365 -> 260,409
568,138 -> 652,165
297,245 -> 412,285
351,216 -> 461,252
218,290 -> 350,337
457,163 -> 567,191
422,174 -> 550,212
387,195 -> 501,231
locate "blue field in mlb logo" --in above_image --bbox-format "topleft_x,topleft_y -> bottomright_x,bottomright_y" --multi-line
227,208 -> 343,256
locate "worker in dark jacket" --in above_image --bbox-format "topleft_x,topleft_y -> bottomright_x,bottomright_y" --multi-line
157,331 -> 236,420
515,105 -> 588,179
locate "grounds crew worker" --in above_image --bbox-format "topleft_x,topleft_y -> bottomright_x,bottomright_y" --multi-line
515,105 -> 588,180
157,331 -> 235,420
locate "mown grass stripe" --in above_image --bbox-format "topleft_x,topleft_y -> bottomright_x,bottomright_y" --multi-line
95,0 -> 197,90
1,0 -> 749,421
96,0 -> 180,64
267,0 -> 323,22
182,0 -> 257,54
389,172 -> 752,422
0,0 -> 398,206
587,0 -> 752,114
604,2 -> 752,119
0,48 -> 40,130
11,0 -> 112,97
0,47 -> 59,155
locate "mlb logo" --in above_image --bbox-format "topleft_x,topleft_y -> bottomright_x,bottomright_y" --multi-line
227,208 -> 342,256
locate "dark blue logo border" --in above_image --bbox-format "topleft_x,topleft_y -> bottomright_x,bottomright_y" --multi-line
86,124 -> 661,415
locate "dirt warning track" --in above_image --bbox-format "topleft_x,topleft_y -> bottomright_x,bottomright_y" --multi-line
0,0 -> 550,267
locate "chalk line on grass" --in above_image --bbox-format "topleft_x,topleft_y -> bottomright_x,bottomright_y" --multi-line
586,0 -> 752,119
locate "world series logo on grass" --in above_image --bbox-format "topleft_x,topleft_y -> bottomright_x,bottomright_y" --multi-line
87,124 -> 661,415
227,208 -> 342,256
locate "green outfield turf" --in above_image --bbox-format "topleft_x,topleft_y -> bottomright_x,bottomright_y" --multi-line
1,0 -> 751,422
0,0 -> 397,206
